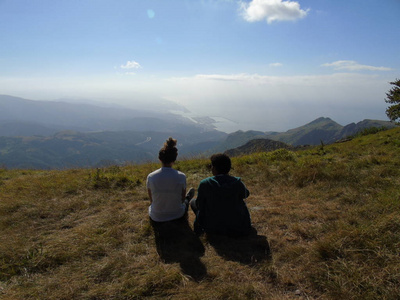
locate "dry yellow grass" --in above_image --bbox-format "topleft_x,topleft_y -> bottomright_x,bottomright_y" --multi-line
1,127 -> 400,299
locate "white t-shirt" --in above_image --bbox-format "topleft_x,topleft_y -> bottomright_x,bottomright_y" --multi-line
146,167 -> 187,222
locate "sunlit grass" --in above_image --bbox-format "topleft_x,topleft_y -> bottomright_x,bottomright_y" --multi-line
1,127 -> 400,299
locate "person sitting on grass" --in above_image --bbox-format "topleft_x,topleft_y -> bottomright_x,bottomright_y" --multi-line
146,137 -> 194,222
190,153 -> 252,236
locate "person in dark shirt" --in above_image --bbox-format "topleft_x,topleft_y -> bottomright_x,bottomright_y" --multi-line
190,153 -> 252,237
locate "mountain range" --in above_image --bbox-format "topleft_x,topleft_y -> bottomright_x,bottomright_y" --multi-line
212,117 -> 395,153
0,95 -> 396,169
0,94 -> 215,135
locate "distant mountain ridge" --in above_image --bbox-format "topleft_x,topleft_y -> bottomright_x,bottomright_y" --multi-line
0,94 -> 216,135
267,117 -> 343,145
221,117 -> 396,152
216,117 -> 397,158
0,95 -> 397,169
266,117 -> 396,145
212,130 -> 266,153
1,116 -> 393,169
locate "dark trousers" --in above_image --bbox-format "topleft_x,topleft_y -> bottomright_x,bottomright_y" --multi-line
189,198 -> 198,214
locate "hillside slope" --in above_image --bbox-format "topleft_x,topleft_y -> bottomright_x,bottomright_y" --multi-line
1,128 -> 400,299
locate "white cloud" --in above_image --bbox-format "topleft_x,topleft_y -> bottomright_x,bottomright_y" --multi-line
195,73 -> 256,81
239,0 -> 308,23
269,62 -> 283,67
120,60 -> 142,69
322,60 -> 393,72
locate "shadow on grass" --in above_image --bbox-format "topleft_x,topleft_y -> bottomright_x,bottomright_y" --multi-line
151,217 -> 206,281
206,228 -> 271,265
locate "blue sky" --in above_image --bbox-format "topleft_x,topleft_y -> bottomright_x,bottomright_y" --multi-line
0,0 -> 399,132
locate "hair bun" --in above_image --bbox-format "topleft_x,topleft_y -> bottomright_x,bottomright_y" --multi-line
159,137 -> 178,164
165,137 -> 177,149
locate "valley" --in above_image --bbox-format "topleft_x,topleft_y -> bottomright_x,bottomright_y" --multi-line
0,95 -> 396,169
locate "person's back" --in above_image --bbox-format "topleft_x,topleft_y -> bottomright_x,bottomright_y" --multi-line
147,166 -> 186,222
191,154 -> 252,237
147,137 -> 194,222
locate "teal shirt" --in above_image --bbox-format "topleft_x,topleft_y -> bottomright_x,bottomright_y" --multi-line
193,174 -> 251,236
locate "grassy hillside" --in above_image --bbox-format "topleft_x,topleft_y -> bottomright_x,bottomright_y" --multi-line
1,128 -> 400,299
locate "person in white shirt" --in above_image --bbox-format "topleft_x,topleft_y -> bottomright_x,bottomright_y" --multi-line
146,137 -> 194,222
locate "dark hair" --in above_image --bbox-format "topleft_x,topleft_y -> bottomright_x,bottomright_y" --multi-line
210,153 -> 231,174
158,137 -> 178,164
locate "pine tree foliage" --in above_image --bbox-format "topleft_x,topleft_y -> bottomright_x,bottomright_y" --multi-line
385,79 -> 400,124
